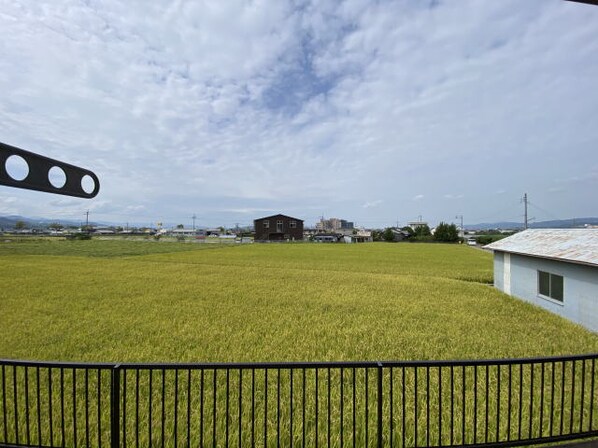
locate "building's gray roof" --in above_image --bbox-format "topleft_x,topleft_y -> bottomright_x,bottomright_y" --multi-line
485,229 -> 598,267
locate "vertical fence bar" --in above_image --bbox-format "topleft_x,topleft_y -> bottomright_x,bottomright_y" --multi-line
188,370 -> 192,448
550,361 -> 555,437
507,364 -> 511,443
279,369 -> 283,448
239,369 -> 243,448
24,367 -> 30,446
496,365 -> 501,442
529,363 -> 534,439
569,361 -> 577,434
110,366 -> 121,448
200,369 -> 204,448
327,368 -> 331,448
36,367 -> 41,446
148,370 -> 153,447
289,369 -> 293,448
161,369 -> 166,448
580,360 -> 586,433
590,359 -> 595,431
122,370 -> 126,448
365,368 -> 369,447
352,368 -> 356,448
389,368 -> 393,448
401,368 -> 405,448
174,370 -> 179,448
1,365 -> 6,444
339,368 -> 343,448
12,366 -> 19,445
485,364 -> 489,444
560,361 -> 566,436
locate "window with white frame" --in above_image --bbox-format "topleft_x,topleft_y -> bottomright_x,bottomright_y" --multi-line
538,270 -> 564,302
276,220 -> 283,232
263,221 -> 269,229
290,221 -> 296,229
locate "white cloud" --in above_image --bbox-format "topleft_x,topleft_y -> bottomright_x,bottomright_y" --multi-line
1,0 -> 597,226
362,200 -> 382,209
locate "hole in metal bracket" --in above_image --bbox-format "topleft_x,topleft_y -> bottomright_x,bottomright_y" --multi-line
81,175 -> 96,194
48,166 -> 67,188
5,155 -> 29,181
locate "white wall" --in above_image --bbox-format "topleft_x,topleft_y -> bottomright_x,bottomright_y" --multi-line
493,252 -> 598,333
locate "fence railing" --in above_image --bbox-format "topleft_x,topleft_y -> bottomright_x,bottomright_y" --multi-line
1,354 -> 597,447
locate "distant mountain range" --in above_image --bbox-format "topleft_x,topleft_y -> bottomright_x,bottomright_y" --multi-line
465,217 -> 598,231
0,215 -> 96,229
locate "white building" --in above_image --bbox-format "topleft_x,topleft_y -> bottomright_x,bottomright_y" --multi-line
486,229 -> 598,333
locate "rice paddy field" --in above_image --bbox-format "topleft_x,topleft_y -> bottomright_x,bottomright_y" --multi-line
1,239 -> 598,447
1,239 -> 597,363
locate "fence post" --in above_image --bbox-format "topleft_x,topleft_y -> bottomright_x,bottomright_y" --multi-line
377,362 -> 383,448
111,365 -> 121,448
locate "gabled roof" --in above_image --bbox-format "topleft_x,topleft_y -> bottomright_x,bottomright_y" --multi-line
485,229 -> 598,267
254,214 -> 304,221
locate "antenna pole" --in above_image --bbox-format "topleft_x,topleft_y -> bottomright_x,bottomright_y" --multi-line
523,193 -> 528,229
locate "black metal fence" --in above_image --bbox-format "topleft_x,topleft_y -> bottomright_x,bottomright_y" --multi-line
1,354 -> 597,447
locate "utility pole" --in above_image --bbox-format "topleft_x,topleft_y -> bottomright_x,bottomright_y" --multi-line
522,193 -> 528,229
85,210 -> 89,231
455,215 -> 464,238
192,214 -> 197,230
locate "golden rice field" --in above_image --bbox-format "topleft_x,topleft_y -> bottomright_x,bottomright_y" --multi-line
1,239 -> 597,363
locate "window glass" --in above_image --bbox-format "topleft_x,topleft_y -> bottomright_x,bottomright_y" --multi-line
264,221 -> 269,228
551,274 -> 564,301
538,271 -> 550,297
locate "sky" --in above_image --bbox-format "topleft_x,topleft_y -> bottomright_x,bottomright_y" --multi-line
1,0 -> 597,229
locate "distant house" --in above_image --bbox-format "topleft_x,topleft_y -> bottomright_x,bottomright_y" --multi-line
486,229 -> 598,333
390,228 -> 412,242
254,214 -> 304,241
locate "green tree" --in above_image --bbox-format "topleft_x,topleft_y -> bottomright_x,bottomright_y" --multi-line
383,227 -> 395,242
401,226 -> 414,236
176,224 -> 184,229
434,222 -> 459,242
371,229 -> 384,241
413,224 -> 431,237
14,220 -> 26,230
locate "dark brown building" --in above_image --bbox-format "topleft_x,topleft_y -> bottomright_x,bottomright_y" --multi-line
254,214 -> 304,241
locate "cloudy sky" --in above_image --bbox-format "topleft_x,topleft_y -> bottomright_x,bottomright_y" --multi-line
1,0 -> 597,228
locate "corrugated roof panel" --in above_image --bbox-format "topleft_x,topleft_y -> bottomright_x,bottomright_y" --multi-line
485,229 -> 598,267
